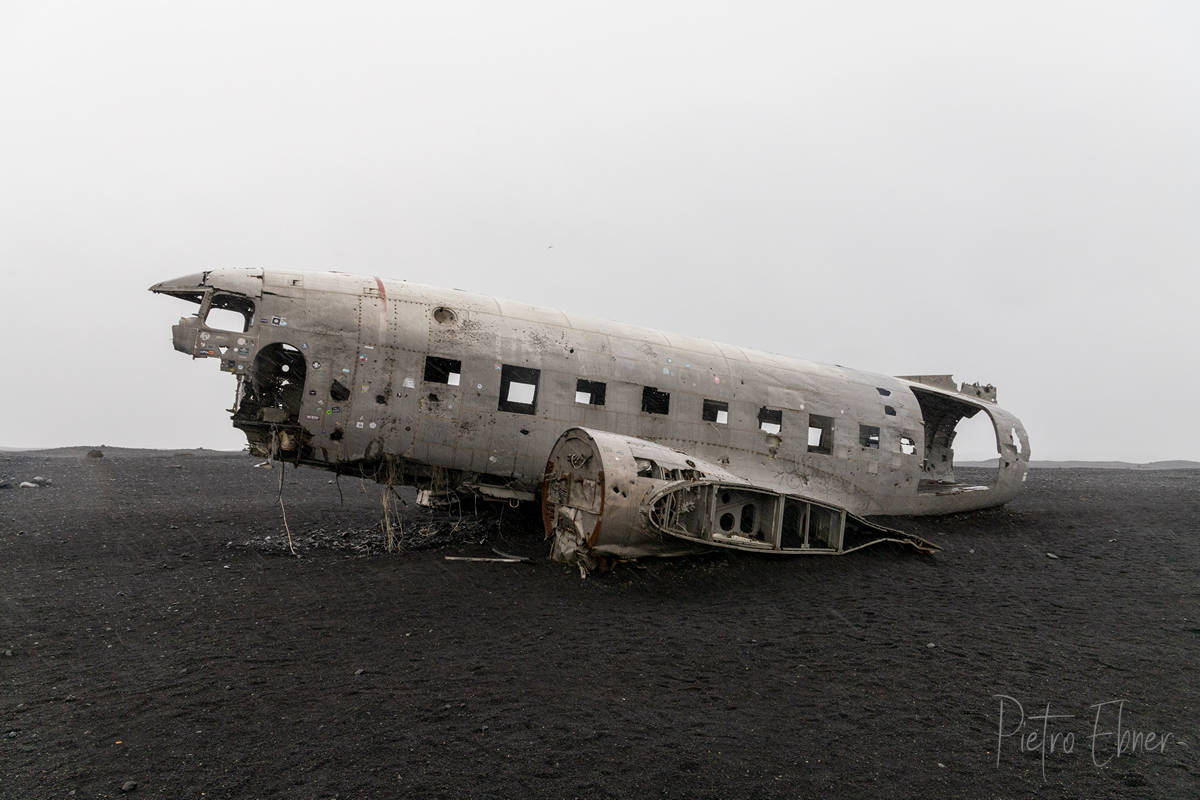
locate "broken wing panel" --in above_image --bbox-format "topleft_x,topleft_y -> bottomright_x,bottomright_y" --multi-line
542,428 -> 938,572
646,480 -> 938,556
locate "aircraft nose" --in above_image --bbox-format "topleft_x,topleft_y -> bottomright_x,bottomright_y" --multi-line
149,271 -> 209,301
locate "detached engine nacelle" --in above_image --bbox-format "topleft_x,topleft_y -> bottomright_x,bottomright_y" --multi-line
541,428 -> 939,572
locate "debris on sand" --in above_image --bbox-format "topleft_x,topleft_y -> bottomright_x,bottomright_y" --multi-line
445,548 -> 534,564
241,513 -> 495,557
120,780 -> 137,792
86,449 -> 104,459
394,517 -> 492,552
444,556 -> 526,564
492,546 -> 534,562
17,476 -> 53,489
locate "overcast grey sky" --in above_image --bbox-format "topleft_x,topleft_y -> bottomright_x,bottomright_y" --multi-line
2,1 -> 1196,461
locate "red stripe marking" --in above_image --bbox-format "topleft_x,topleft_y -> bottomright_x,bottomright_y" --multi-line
374,276 -> 387,302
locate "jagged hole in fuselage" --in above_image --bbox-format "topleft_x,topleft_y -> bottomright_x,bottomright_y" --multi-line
238,343 -> 307,426
910,387 -> 1000,493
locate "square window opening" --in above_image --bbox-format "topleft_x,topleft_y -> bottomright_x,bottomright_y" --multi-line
758,407 -> 782,434
499,365 -> 540,414
808,414 -> 833,454
859,424 -> 881,449
204,294 -> 255,333
424,356 -> 462,386
702,399 -> 729,424
204,306 -> 249,333
575,378 -> 606,406
642,386 -> 670,415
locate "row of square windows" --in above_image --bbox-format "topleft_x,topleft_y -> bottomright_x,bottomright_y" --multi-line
424,356 -> 916,455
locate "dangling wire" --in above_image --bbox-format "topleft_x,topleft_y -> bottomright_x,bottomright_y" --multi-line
380,457 -> 400,552
271,427 -> 298,557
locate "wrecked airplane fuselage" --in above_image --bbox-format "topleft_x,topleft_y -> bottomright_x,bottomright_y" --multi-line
151,268 -> 1030,567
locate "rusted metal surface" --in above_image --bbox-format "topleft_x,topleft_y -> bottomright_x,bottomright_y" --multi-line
152,268 -> 1031,568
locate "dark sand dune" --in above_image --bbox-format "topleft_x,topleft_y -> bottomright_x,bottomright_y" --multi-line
1,451 -> 1196,799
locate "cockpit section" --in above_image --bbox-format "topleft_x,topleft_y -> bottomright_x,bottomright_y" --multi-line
150,269 -> 319,460
150,269 -> 263,373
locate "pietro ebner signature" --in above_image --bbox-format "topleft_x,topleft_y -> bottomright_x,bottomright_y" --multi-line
993,695 -> 1176,781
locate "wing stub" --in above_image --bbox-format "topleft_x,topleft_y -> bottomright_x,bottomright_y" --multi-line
542,427 -> 939,573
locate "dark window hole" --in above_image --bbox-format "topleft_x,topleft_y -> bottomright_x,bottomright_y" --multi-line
575,378 -> 606,406
330,380 -> 351,402
424,356 -> 461,385
642,386 -> 670,415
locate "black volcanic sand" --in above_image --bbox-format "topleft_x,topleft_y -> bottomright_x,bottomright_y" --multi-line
1,451 -> 1196,799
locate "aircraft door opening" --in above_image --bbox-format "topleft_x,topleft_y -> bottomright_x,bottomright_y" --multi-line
238,343 -> 307,426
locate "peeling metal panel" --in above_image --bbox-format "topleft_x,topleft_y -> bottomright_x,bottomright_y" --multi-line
896,374 -> 957,393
